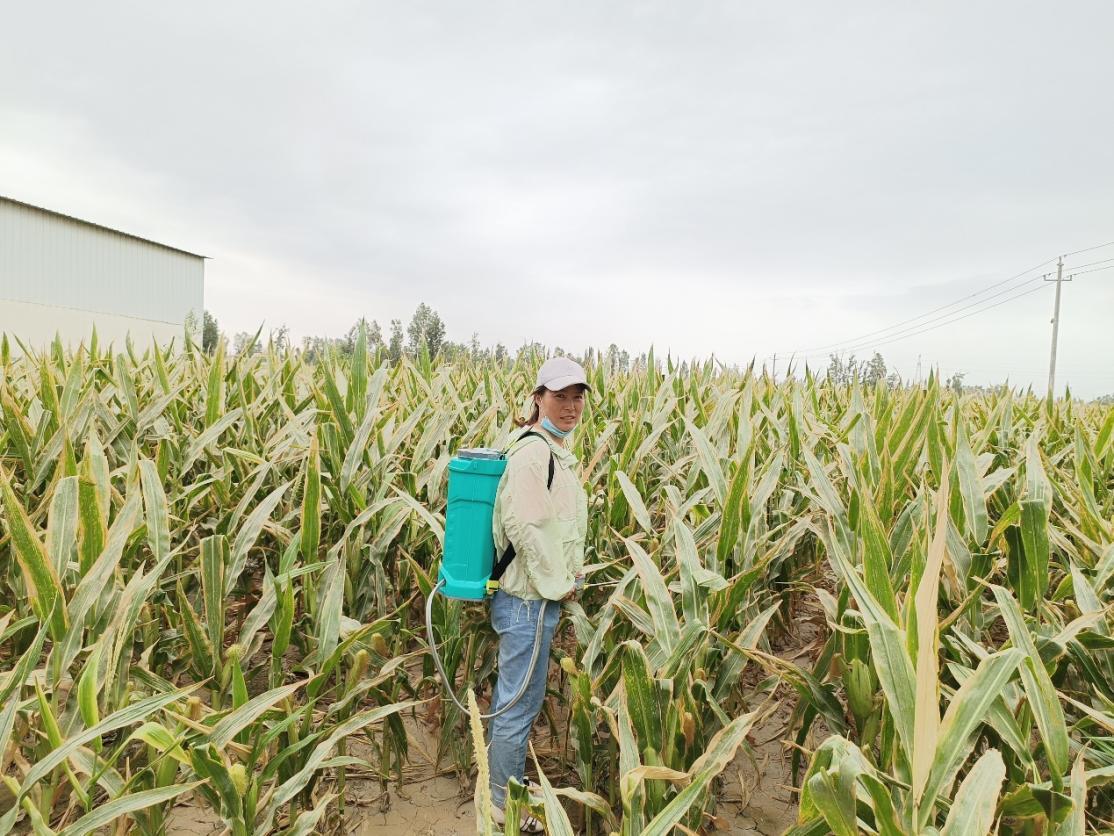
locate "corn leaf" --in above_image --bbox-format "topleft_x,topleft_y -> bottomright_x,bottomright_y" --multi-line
1,468 -> 68,639
641,708 -> 761,836
991,585 -> 1070,779
940,748 -> 1005,836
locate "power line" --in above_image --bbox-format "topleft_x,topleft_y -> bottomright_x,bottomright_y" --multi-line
949,366 -> 1112,378
1063,239 -> 1114,258
1067,263 -> 1114,277
777,257 -> 1056,355
799,284 -> 1048,360
787,283 -> 1052,362
769,238 -> 1114,363
785,279 -> 1049,361
784,285 -> 1051,363
1063,255 -> 1114,272
786,262 -> 1108,366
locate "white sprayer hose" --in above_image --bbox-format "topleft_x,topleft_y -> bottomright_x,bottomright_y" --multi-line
424,579 -> 548,720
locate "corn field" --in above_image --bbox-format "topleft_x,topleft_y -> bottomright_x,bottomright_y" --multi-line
1,330 -> 1112,835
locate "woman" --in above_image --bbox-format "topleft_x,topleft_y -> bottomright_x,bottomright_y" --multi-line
488,356 -> 590,832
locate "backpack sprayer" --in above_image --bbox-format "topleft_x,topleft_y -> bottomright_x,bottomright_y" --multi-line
424,435 -> 555,719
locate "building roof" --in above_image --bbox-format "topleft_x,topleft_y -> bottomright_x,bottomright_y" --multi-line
0,195 -> 208,259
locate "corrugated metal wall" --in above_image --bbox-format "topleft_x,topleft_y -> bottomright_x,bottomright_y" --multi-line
0,198 -> 204,327
0,299 -> 184,352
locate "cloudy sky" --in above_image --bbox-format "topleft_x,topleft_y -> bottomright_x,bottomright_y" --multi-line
3,2 -> 1112,395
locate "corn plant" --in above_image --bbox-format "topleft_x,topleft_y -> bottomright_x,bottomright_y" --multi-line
2,331 -> 1112,833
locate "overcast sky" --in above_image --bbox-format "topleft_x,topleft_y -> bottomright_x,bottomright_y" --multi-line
3,2 -> 1112,395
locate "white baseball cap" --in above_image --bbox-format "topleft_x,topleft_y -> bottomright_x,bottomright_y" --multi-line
536,356 -> 591,392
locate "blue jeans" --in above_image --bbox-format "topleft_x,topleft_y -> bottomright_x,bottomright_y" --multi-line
487,590 -> 561,809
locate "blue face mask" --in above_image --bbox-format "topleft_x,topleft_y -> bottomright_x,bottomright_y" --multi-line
541,416 -> 572,438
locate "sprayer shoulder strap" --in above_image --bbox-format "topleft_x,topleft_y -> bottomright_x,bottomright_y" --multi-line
513,430 -> 556,490
490,430 -> 555,582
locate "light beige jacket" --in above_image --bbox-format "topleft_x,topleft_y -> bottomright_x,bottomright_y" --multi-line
492,431 -> 588,601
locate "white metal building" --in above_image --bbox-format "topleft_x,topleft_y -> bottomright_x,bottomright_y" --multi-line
0,196 -> 205,350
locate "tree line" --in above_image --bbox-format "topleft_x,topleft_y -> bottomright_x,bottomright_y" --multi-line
197,309 -> 1113,402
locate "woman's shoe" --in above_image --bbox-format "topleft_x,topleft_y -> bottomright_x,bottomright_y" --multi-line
490,804 -> 544,833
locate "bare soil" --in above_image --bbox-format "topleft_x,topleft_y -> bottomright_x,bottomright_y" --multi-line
165,688 -> 805,836
162,698 -> 799,835
165,597 -> 829,834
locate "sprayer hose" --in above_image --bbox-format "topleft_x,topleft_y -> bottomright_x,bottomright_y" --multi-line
424,579 -> 548,720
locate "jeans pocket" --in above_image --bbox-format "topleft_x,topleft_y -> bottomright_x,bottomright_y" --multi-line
491,591 -> 513,633
512,595 -> 536,626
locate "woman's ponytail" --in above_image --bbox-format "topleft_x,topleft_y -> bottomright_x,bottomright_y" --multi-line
514,386 -> 546,428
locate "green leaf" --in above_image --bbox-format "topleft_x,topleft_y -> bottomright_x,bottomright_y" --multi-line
940,748 -> 1005,836
183,407 -> 243,470
340,375 -> 386,493
625,538 -> 680,654
920,648 -> 1024,823
1020,433 -> 1051,601
685,418 -> 726,507
77,440 -> 108,576
19,798 -> 56,836
203,680 -> 307,748
258,700 -> 421,831
1056,751 -> 1087,836
0,385 -> 35,476
716,453 -> 752,566
858,499 -> 899,623
531,744 -> 577,836
66,488 -> 141,629
15,687 -> 193,802
46,476 -> 79,578
804,768 -> 858,836
278,792 -> 338,836
991,585 -> 1070,780
622,640 -> 664,759
616,681 -> 645,832
227,480 -> 291,588
641,708 -> 761,836
201,535 -> 228,664
859,772 -> 905,836
823,519 -> 916,757
205,340 -> 225,426
0,467 -> 68,640
177,582 -> 215,678
954,423 -> 987,544
314,556 -> 345,665
138,459 -> 170,564
1019,499 -> 1050,605
911,480 -> 950,806
616,470 -> 653,534
0,619 -> 48,707
301,435 -> 321,563
803,446 -> 846,520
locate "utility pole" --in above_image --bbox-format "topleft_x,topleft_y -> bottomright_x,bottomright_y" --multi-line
1045,257 -> 1071,398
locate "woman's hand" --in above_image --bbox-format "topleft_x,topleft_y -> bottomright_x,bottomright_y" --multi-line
563,574 -> 585,601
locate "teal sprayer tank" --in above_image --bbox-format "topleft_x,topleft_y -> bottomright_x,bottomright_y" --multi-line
438,448 -> 505,600
427,441 -> 550,720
